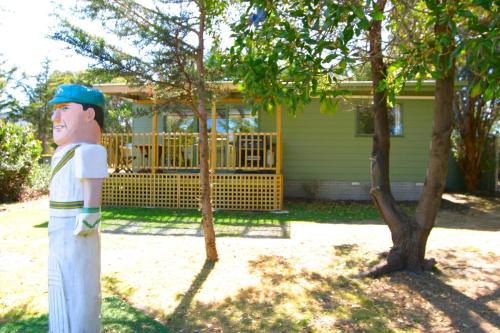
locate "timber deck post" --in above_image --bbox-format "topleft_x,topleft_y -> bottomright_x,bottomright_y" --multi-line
151,103 -> 158,207
152,104 -> 158,174
276,104 -> 283,209
210,97 -> 217,171
276,104 -> 283,175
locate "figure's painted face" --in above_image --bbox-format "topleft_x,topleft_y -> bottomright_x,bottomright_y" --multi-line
52,102 -> 99,147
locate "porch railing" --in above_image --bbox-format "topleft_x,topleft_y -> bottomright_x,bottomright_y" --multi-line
101,132 -> 278,173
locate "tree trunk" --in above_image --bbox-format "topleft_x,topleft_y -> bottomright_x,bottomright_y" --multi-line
457,94 -> 486,192
368,0 -> 416,276
198,112 -> 218,261
196,5 -> 218,262
412,16 -> 455,266
367,0 -> 454,277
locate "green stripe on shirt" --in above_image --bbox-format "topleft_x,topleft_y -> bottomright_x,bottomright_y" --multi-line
50,201 -> 84,209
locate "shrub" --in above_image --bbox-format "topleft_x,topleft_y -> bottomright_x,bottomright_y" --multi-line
28,162 -> 51,193
0,120 -> 42,202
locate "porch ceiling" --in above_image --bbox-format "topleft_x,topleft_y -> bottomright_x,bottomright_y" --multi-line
94,83 -> 154,102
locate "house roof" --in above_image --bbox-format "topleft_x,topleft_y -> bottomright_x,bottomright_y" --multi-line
93,83 -> 154,101
94,80 -> 442,103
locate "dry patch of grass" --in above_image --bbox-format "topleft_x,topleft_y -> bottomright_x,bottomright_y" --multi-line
157,245 -> 499,333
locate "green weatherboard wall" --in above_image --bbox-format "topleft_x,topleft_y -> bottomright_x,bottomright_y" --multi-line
260,99 -> 434,182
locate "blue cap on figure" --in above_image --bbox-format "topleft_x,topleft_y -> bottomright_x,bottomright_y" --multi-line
49,84 -> 105,108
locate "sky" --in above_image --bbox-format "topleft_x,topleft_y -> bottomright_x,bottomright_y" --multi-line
0,0 -> 92,76
0,0 -> 235,79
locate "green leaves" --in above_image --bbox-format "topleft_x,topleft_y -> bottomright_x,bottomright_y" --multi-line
319,95 -> 337,114
370,8 -> 384,21
425,0 -> 438,11
322,53 -> 337,64
470,82 -> 482,97
474,0 -> 493,9
229,1 -> 365,114
0,119 -> 42,202
376,80 -> 387,93
358,18 -> 371,30
342,26 -> 354,45
0,58 -> 18,113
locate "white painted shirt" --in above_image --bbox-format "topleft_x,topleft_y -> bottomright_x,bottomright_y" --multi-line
49,143 -> 108,217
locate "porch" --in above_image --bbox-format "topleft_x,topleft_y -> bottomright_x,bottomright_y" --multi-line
101,131 -> 283,210
97,83 -> 283,211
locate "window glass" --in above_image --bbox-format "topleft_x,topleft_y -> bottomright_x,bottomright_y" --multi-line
356,104 -> 403,136
207,107 -> 258,133
164,111 -> 196,132
207,109 -> 229,132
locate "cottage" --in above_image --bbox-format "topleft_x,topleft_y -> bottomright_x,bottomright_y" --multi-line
97,81 -> 439,210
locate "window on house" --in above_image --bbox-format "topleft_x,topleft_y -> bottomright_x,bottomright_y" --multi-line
164,110 -> 196,132
355,104 -> 403,136
207,107 -> 258,133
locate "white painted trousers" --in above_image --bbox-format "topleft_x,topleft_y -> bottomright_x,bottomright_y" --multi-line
48,216 -> 101,333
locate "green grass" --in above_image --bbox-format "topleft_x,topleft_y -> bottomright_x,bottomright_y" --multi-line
100,200 -> 387,237
31,200 -> 410,237
0,296 -> 171,333
24,201 -> 386,237
103,200 -> 385,224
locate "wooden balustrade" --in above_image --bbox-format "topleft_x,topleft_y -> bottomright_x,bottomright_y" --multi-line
214,132 -> 277,170
101,132 -> 278,173
159,132 -> 199,170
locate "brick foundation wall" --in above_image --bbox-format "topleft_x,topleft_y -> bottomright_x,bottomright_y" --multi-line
285,180 -> 424,201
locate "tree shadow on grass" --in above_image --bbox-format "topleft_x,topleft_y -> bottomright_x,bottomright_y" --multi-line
101,220 -> 291,239
0,302 -> 47,333
162,246 -> 429,333
161,245 -> 499,332
100,275 -> 171,332
392,249 -> 500,333
393,274 -> 500,333
101,296 -> 171,333
33,218 -> 291,239
33,221 -> 48,228
0,293 -> 170,333
476,288 -> 500,305
165,260 -> 216,329
0,315 -> 48,333
99,262 -> 215,332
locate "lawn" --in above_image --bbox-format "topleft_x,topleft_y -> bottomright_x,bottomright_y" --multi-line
99,200 -> 384,238
1,195 -> 499,332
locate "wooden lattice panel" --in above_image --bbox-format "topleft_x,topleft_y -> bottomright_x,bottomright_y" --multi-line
103,173 -> 283,211
178,174 -> 202,208
212,174 -> 282,211
152,174 -> 179,208
103,173 -> 154,207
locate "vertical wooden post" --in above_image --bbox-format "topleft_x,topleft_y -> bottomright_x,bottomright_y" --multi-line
152,104 -> 158,174
276,104 -> 283,209
276,104 -> 283,175
495,135 -> 499,190
210,97 -> 217,171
